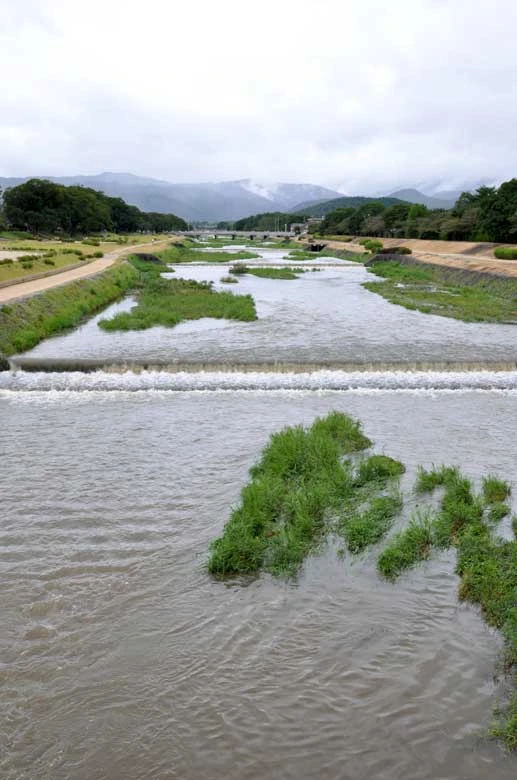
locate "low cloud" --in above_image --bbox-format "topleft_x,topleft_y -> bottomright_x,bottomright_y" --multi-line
1,0 -> 516,194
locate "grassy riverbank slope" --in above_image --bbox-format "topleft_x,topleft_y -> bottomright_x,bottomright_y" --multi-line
0,252 -> 258,359
0,263 -> 139,357
364,259 -> 517,323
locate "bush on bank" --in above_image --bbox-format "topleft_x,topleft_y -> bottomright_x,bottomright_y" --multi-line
494,247 -> 517,260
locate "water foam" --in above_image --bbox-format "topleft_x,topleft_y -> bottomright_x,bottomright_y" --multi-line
1,369 -> 517,393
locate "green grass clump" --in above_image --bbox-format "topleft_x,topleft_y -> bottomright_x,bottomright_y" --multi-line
376,462 -> 516,749
491,693 -> 517,751
377,514 -> 434,580
99,276 -> 256,332
229,263 -> 248,275
310,410 -> 372,453
343,495 -> 402,554
355,454 -> 405,486
244,267 -> 304,280
415,465 -> 460,492
0,262 -> 139,356
483,475 -> 511,504
208,412 -> 376,578
287,249 -> 323,260
158,245 -> 260,264
488,503 -> 511,523
220,275 -> 238,283
364,260 -> 517,323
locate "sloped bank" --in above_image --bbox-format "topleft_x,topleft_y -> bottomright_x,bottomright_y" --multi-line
0,255 -> 258,365
0,262 -> 140,361
364,256 -> 517,323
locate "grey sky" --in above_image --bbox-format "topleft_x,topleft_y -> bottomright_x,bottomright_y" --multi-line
1,0 -> 516,193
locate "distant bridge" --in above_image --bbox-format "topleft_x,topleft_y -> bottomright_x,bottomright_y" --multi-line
177,230 -> 300,241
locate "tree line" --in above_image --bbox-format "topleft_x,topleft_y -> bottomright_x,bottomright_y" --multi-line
0,178 -> 187,235
217,212 -> 309,232
319,179 -> 517,243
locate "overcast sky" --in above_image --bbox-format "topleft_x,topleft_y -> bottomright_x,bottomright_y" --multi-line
1,0 -> 516,194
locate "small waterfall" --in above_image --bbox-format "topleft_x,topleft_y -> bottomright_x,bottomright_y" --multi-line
2,367 -> 517,393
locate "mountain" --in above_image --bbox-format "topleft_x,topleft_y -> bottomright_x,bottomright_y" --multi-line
385,188 -> 460,209
0,173 -> 343,222
290,195 -> 408,216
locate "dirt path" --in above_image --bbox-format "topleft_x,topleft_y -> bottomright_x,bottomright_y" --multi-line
0,238 -> 172,303
321,237 -> 517,278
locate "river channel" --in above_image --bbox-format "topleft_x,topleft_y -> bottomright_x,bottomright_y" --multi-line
1,249 -> 517,779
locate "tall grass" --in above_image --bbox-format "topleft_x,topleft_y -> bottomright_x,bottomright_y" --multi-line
208,412 -> 375,578
158,245 -> 260,264
98,276 -> 256,331
376,463 -> 517,749
364,260 -> 517,323
377,513 -> 434,580
0,262 -> 139,356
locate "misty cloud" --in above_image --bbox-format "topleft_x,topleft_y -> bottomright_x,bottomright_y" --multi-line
1,0 -> 516,194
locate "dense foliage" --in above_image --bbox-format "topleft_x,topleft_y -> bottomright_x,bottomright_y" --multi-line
319,179 -> 517,243
226,212 -> 308,231
301,195 -> 405,217
1,179 -> 187,235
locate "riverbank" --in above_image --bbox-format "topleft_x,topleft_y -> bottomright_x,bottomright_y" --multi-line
0,263 -> 140,358
363,257 -> 517,323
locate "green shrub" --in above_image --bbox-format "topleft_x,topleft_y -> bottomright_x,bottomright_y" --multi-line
363,239 -> 383,253
229,263 -> 248,275
379,246 -> 412,255
43,258 -> 55,266
494,247 -> 517,260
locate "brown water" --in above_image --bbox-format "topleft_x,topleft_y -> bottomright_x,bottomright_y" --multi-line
1,389 -> 517,780
2,262 -> 517,779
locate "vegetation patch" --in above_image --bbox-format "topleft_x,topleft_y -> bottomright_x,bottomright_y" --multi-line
230,265 -> 305,280
98,271 -> 256,331
364,260 -> 517,323
207,413 -> 410,579
377,513 -> 434,580
158,245 -> 259,264
342,495 -> 402,554
377,463 -> 517,750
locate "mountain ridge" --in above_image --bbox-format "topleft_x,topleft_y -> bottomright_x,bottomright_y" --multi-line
0,173 -> 474,222
0,173 -> 343,222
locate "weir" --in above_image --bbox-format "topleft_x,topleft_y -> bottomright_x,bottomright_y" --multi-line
2,366 -> 517,393
8,357 -> 517,373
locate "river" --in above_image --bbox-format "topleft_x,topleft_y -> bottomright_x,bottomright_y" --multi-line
1,249 -> 516,779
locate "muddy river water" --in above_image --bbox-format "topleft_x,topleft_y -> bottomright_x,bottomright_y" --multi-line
1,251 -> 517,779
